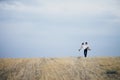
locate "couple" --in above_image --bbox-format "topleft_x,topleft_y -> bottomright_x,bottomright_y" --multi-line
78,42 -> 91,57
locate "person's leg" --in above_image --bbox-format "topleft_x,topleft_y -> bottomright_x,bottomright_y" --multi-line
84,49 -> 87,57
85,50 -> 87,57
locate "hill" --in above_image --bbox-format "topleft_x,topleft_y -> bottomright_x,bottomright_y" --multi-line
0,57 -> 120,80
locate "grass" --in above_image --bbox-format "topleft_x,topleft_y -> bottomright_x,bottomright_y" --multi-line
0,57 -> 120,80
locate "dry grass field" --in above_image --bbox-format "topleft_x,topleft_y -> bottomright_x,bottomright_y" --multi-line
0,57 -> 120,80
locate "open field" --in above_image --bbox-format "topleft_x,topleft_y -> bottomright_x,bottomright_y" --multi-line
0,57 -> 120,80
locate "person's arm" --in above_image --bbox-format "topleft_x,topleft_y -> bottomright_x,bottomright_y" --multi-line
87,45 -> 91,51
78,45 -> 82,51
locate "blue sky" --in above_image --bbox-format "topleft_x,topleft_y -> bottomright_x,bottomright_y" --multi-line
0,0 -> 120,58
